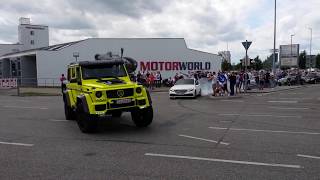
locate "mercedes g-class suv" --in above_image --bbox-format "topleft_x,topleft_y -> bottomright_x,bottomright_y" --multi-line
63,52 -> 153,133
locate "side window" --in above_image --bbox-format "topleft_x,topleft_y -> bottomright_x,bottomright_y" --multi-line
71,68 -> 76,79
67,68 -> 71,81
76,67 -> 81,82
69,67 -> 76,83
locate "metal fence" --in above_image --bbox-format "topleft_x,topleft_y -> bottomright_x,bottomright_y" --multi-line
0,77 -> 61,88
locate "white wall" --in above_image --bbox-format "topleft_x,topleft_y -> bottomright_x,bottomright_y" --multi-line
18,24 -> 49,50
21,56 -> 37,86
36,38 -> 222,85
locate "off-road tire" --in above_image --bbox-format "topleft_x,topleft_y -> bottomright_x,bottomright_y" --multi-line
76,102 -> 98,133
64,102 -> 76,120
131,106 -> 153,127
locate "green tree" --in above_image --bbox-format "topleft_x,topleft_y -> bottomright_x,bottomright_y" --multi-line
221,61 -> 231,71
232,62 -> 242,71
253,56 -> 263,70
262,55 -> 273,70
299,50 -> 306,69
316,54 -> 320,69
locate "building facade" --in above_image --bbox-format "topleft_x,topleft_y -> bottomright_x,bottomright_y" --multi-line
0,19 -> 222,86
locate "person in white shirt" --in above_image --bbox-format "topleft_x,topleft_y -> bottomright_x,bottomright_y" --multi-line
208,72 -> 217,96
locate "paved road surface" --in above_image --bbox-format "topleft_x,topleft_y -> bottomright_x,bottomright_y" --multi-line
0,85 -> 319,179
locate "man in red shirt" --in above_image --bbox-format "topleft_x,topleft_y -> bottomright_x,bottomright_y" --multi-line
60,74 -> 66,92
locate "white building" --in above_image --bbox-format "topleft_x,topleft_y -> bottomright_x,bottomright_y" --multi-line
0,18 -> 222,86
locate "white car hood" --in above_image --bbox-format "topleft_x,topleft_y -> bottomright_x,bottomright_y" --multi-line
170,84 -> 195,90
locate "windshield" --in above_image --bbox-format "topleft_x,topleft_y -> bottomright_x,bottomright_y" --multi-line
175,79 -> 194,85
81,64 -> 127,79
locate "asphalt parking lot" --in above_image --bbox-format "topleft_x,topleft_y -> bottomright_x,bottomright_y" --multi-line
0,85 -> 320,180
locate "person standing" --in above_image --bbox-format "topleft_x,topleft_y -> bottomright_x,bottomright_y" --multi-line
218,72 -> 227,96
137,71 -> 142,83
223,72 -> 229,95
259,71 -> 265,90
229,72 -> 236,96
60,74 -> 66,93
239,72 -> 244,92
209,72 -> 217,96
149,72 -> 155,90
236,72 -> 240,94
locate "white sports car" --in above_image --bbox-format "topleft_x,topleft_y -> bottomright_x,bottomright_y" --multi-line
169,78 -> 201,98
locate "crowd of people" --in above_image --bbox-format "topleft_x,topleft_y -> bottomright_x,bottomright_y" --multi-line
128,68 -> 320,95
135,71 -> 163,90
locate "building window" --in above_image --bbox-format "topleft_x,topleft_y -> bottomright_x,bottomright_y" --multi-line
30,31 -> 34,35
31,40 -> 34,45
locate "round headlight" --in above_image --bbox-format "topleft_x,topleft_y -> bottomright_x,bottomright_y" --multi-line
136,87 -> 142,94
95,91 -> 102,98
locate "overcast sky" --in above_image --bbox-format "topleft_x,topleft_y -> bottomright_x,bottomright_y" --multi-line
0,0 -> 319,63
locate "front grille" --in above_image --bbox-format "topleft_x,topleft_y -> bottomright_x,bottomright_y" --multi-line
175,90 -> 187,94
106,88 -> 134,98
110,101 -> 135,109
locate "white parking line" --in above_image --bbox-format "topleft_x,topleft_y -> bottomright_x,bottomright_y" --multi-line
268,101 -> 298,103
297,154 -> 320,160
276,97 -> 311,100
268,107 -> 309,110
218,113 -> 301,118
3,106 -> 48,110
0,141 -> 34,147
145,153 -> 302,169
209,127 -> 320,135
179,134 -> 229,145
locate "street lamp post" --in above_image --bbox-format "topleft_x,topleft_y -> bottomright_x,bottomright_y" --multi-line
73,52 -> 79,62
272,0 -> 277,74
290,34 -> 295,62
308,28 -> 312,69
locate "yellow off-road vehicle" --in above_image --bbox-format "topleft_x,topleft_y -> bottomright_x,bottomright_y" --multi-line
63,51 -> 153,133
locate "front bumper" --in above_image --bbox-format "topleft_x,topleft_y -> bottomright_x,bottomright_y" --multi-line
169,90 -> 195,97
92,97 -> 149,116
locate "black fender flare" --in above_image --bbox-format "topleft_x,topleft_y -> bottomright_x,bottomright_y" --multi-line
63,91 -> 72,107
146,89 -> 152,105
77,95 -> 89,113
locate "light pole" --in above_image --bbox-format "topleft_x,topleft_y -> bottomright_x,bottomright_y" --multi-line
308,27 -> 312,69
290,34 -> 295,62
73,52 -> 79,62
272,0 -> 277,74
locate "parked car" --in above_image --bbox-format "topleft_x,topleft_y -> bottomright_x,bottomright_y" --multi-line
278,75 -> 298,86
169,78 -> 201,98
302,73 -> 320,84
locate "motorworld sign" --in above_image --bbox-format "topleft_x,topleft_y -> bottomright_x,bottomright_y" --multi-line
139,61 -> 211,72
